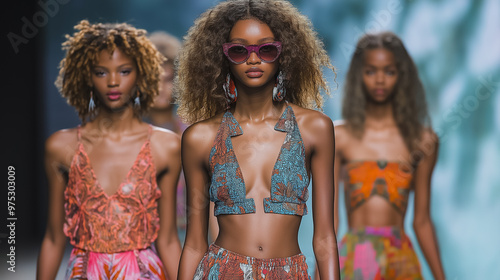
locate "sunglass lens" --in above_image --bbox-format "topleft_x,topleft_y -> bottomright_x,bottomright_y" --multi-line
228,45 -> 248,63
259,45 -> 279,62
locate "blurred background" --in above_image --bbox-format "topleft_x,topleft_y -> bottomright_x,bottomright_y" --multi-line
3,0 -> 499,279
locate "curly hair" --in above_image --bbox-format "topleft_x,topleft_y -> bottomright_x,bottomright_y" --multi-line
55,20 -> 165,122
175,0 -> 334,124
342,31 -> 430,151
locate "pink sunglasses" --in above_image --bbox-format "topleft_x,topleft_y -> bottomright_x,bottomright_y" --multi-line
222,41 -> 282,64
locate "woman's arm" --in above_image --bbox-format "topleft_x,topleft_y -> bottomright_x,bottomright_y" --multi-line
37,132 -> 71,280
332,124 -> 347,234
151,129 -> 183,280
307,113 -> 340,280
315,123 -> 345,280
177,124 -> 212,280
412,130 -> 446,280
208,202 -> 219,243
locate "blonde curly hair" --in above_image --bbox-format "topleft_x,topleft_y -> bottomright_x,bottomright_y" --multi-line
55,20 -> 164,122
175,0 -> 335,124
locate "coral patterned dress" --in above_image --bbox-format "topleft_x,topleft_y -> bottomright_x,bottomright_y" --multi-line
63,126 -> 167,280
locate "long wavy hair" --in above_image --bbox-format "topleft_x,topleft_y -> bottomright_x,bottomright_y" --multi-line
175,0 -> 334,124
342,31 -> 430,151
55,20 -> 164,123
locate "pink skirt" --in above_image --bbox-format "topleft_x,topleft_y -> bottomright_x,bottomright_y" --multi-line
339,226 -> 422,280
65,247 -> 167,280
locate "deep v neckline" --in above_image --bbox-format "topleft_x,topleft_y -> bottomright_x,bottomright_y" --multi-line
225,105 -> 291,191
77,126 -> 151,198
209,104 -> 310,216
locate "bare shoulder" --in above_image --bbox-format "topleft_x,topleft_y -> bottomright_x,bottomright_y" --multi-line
182,113 -> 223,147
332,120 -> 350,150
45,128 -> 79,164
333,120 -> 347,135
417,127 -> 439,155
420,127 -> 439,147
289,104 -> 333,134
289,104 -> 334,155
148,126 -> 181,172
180,114 -> 223,168
150,125 -> 181,153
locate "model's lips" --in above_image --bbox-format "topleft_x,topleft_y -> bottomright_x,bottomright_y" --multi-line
107,91 -> 122,100
245,68 -> 264,78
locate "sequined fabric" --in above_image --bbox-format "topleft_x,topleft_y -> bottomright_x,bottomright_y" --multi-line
208,105 -> 310,216
345,161 -> 413,213
64,126 -> 162,253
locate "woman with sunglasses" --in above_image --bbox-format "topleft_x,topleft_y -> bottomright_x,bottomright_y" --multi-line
175,0 -> 340,279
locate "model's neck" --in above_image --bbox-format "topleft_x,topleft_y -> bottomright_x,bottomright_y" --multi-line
232,81 -> 284,121
91,106 -> 141,134
365,101 -> 395,127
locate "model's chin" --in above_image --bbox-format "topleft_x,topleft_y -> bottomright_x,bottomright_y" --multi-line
367,94 -> 393,104
102,103 -> 132,113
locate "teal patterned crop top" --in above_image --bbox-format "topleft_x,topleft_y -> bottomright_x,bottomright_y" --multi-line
208,105 -> 310,216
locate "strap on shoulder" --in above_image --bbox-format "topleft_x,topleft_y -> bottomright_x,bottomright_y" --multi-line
147,124 -> 153,140
76,125 -> 82,142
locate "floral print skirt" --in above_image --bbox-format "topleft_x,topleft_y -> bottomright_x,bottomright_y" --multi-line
65,247 -> 167,280
194,243 -> 310,280
339,226 -> 422,280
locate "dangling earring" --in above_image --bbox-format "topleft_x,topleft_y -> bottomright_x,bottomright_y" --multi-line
223,73 -> 237,106
88,90 -> 96,112
273,71 -> 286,102
134,91 -> 141,109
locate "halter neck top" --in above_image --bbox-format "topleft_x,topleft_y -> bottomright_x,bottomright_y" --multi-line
209,105 -> 310,216
344,160 -> 413,213
64,125 -> 161,253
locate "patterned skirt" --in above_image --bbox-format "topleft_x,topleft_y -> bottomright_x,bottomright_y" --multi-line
65,247 -> 167,280
339,226 -> 422,280
194,243 -> 310,280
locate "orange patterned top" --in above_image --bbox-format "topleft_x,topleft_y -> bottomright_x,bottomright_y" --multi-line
344,160 -> 413,213
63,126 -> 161,253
